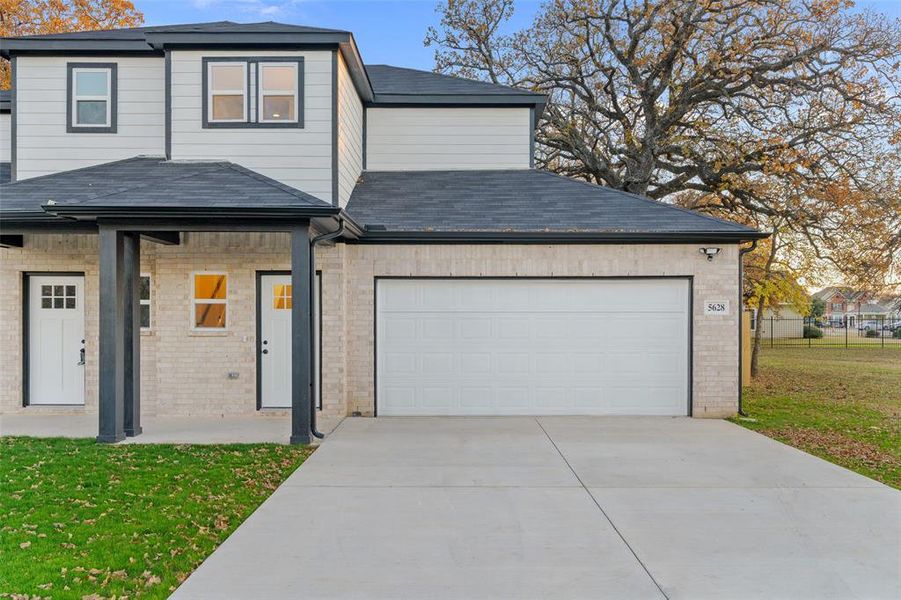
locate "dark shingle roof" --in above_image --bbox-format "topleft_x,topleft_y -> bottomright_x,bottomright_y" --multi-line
0,157 -> 333,220
346,170 -> 763,239
0,163 -> 10,184
4,21 -> 346,41
366,65 -> 542,99
0,89 -> 10,112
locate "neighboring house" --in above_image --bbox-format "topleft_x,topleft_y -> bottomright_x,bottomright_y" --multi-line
751,304 -> 805,339
812,286 -> 888,328
0,21 -> 766,444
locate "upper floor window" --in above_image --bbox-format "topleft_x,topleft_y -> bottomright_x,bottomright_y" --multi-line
67,63 -> 117,133
208,62 -> 247,122
259,63 -> 298,123
832,302 -> 843,310
202,57 -> 304,129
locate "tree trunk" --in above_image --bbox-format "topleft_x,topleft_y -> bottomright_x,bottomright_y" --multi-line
750,295 -> 767,379
750,230 -> 780,378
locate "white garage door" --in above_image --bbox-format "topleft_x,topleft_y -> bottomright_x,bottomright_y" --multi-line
376,278 -> 690,416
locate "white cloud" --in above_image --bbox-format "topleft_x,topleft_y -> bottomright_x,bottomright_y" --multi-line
188,0 -> 303,19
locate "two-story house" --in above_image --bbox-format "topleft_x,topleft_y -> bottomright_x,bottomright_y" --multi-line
812,287 -> 889,328
0,21 -> 766,444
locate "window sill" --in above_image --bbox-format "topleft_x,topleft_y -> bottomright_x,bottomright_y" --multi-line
202,121 -> 304,129
67,126 -> 117,134
188,330 -> 229,337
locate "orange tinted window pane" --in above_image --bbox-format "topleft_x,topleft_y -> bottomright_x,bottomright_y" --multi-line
211,95 -> 244,120
262,96 -> 295,121
262,65 -> 295,90
210,64 -> 244,90
195,274 -> 227,300
195,303 -> 226,328
273,284 -> 292,309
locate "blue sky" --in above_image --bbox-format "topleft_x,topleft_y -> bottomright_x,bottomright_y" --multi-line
136,0 -> 901,71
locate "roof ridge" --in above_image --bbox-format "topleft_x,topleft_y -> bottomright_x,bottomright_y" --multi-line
60,159 -> 223,204
0,156 -> 151,191
535,170 -> 758,232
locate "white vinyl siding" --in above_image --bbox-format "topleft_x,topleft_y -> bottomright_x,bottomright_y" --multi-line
366,107 -> 531,171
14,55 -> 165,180
336,52 -> 363,207
0,113 -> 10,162
170,50 -> 333,203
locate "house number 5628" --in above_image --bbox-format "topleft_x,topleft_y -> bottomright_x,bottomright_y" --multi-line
704,301 -> 730,315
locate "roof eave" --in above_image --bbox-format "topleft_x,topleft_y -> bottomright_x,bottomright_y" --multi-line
143,31 -> 351,49
1,39 -> 154,58
42,205 -> 341,220
369,93 -> 546,106
354,229 -> 770,244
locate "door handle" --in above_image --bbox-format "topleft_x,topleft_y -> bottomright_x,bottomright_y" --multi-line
262,349 -> 269,354
77,347 -> 85,366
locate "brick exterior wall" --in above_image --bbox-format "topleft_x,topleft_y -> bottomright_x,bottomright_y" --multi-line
343,244 -> 740,418
0,236 -> 740,423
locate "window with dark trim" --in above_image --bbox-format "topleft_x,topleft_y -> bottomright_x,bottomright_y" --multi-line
140,275 -> 152,330
67,62 -> 117,133
202,57 -> 304,129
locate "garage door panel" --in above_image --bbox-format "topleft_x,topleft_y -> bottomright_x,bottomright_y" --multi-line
376,279 -> 689,416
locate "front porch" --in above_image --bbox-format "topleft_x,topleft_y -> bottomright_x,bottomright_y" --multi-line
0,412 -> 345,444
0,158 -> 359,444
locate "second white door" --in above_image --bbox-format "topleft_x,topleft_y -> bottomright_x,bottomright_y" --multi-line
259,274 -> 319,409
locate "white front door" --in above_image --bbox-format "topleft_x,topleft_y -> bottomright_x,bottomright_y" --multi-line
28,275 -> 85,405
259,274 -> 320,409
376,278 -> 690,416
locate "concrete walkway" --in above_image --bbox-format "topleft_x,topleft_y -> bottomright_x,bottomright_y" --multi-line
0,412 -> 342,443
173,417 -> 901,599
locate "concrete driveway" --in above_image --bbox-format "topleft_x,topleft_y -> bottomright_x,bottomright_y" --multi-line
173,417 -> 900,599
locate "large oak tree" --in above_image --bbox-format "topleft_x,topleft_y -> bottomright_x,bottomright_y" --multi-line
426,0 -> 901,306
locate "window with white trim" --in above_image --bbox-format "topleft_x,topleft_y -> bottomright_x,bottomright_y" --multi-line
140,275 -> 151,330
259,62 -> 298,123
68,63 -> 116,132
208,62 -> 248,123
193,273 -> 228,329
202,57 -> 303,128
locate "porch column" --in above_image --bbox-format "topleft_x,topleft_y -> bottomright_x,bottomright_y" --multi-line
290,222 -> 312,445
97,227 -> 126,443
123,233 -> 142,437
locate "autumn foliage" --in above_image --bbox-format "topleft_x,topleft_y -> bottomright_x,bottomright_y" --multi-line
0,0 -> 144,88
427,0 -> 901,297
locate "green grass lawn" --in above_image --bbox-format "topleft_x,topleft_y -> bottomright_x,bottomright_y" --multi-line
734,348 -> 900,488
0,439 -> 312,599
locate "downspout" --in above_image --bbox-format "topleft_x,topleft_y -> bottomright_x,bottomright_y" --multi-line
738,239 -> 758,416
308,218 -> 347,439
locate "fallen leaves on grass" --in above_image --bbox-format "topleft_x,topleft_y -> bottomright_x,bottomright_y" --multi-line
764,426 -> 900,469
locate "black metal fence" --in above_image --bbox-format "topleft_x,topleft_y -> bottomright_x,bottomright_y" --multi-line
754,315 -> 901,348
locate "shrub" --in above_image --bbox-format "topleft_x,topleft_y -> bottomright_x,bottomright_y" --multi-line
893,327 -> 901,339
865,328 -> 879,338
803,324 -> 823,339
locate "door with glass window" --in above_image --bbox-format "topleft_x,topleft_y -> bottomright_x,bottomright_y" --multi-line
258,273 -> 320,410
260,274 -> 293,408
28,275 -> 85,405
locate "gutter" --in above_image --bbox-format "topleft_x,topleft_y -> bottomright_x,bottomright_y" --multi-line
308,218 -> 347,439
354,229 -> 769,244
738,239 -> 759,416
